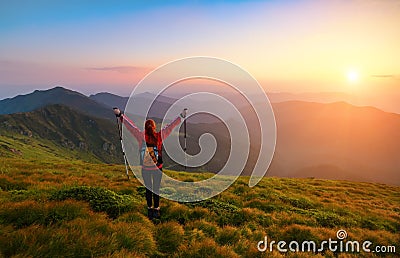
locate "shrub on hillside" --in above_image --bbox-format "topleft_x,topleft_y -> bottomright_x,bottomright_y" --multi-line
50,186 -> 136,218
314,210 -> 357,228
1,216 -> 120,257
0,200 -> 88,228
232,185 -> 246,195
176,238 -> 239,258
117,188 -> 135,196
185,220 -> 218,238
239,208 -> 273,228
155,221 -> 184,255
136,185 -> 146,197
163,202 -> 218,225
112,221 -> 156,256
215,226 -> 240,246
234,239 -> 266,258
216,208 -> 249,227
116,211 -> 154,229
245,199 -> 283,213
185,198 -> 246,226
279,196 -> 317,210
0,177 -> 30,191
360,216 -> 398,232
162,203 -> 191,224
280,225 -> 319,244
186,199 -> 238,214
190,206 -> 211,220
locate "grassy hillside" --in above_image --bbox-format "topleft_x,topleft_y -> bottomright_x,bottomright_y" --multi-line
0,104 -> 123,164
0,158 -> 398,257
0,132 -> 105,163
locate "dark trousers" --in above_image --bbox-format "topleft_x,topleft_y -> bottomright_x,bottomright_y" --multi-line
142,168 -> 162,208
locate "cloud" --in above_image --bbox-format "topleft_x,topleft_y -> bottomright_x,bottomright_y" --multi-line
371,74 -> 395,78
86,66 -> 151,74
0,60 -> 13,66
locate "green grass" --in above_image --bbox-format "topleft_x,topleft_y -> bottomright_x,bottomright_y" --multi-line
0,133 -> 103,163
0,157 -> 399,257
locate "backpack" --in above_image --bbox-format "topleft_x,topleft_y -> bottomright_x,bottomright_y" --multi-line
140,141 -> 161,168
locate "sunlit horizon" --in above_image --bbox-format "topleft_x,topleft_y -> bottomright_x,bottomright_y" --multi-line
0,0 -> 399,111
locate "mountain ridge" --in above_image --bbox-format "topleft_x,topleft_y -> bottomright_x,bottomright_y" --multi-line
0,104 -> 122,163
0,86 -> 115,120
1,87 -> 399,185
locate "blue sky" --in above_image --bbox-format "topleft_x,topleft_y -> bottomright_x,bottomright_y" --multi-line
0,0 -> 266,31
0,0 -> 399,103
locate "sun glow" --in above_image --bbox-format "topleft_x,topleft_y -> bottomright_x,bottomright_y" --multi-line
347,69 -> 360,83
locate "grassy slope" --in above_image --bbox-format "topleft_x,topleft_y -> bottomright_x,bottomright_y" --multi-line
0,133 -> 103,163
0,158 -> 399,257
0,104 -> 123,164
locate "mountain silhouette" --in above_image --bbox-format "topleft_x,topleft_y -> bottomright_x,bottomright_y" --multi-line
2,87 -> 399,185
90,91 -> 180,119
89,92 -> 129,109
0,87 -> 115,120
269,101 -> 400,184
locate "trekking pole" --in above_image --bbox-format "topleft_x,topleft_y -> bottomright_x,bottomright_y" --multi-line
113,108 -> 130,180
183,108 -> 188,171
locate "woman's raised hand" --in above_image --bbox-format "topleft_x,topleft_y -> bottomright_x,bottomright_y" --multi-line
180,108 -> 188,118
113,107 -> 122,117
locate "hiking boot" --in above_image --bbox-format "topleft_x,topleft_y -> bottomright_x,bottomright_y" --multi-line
153,208 -> 160,219
147,208 -> 154,220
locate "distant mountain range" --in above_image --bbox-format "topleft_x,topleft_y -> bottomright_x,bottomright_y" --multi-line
267,101 -> 400,184
0,87 -> 116,120
0,86 -> 399,185
0,87 -> 179,121
89,91 -> 185,121
89,92 -> 129,110
161,88 -> 400,114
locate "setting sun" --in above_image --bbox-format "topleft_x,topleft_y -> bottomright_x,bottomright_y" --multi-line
347,70 -> 360,83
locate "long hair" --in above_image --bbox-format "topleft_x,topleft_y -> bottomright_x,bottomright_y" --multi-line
145,119 -> 157,145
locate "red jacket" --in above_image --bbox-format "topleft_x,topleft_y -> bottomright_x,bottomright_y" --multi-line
120,115 -> 181,169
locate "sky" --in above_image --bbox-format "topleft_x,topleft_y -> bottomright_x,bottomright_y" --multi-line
0,0 -> 399,105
